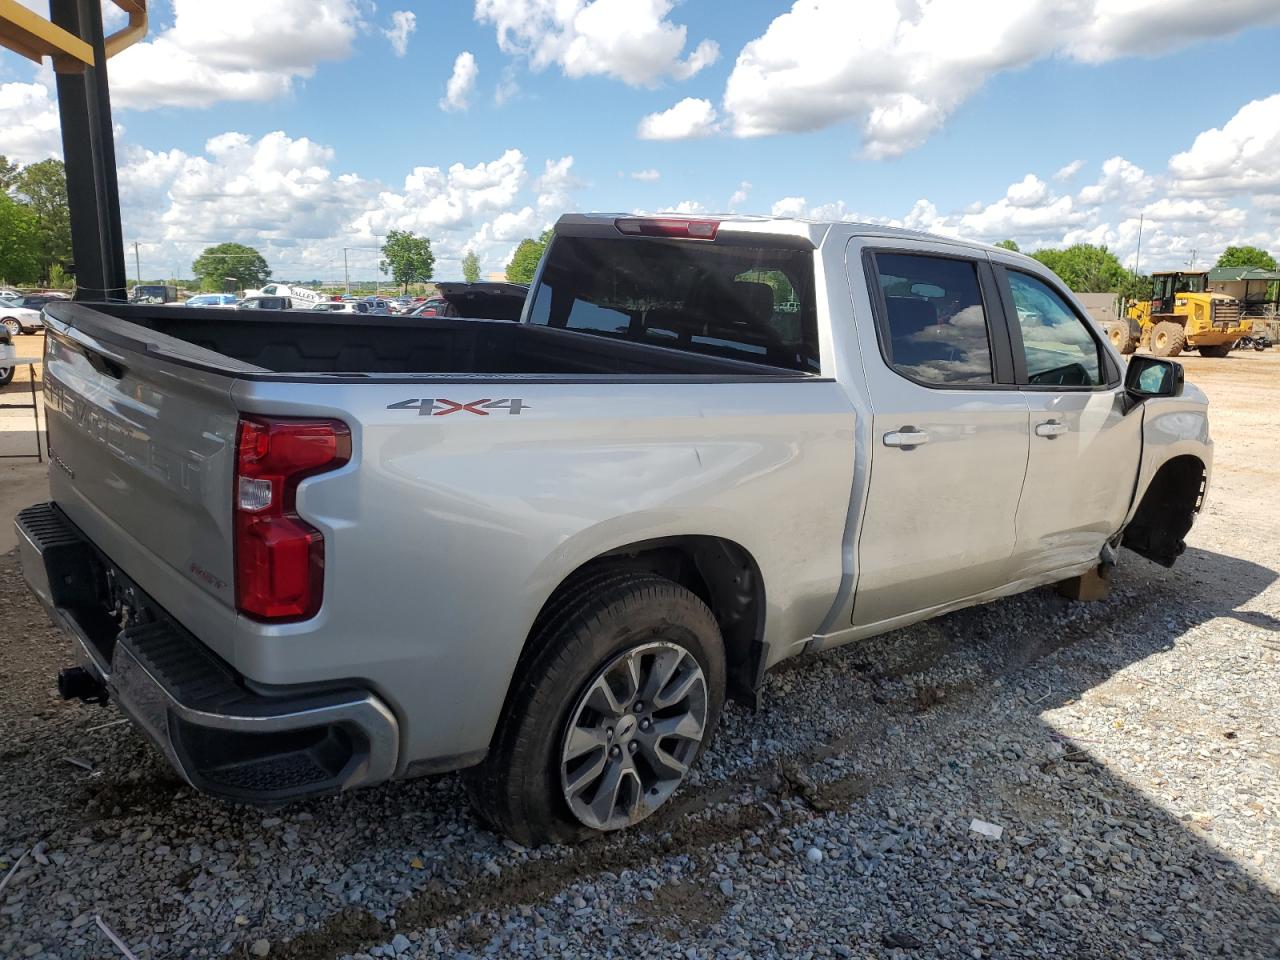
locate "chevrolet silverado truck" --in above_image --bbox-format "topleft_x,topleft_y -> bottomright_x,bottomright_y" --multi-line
18,215 -> 1210,845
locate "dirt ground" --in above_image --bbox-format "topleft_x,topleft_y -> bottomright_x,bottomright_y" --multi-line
0,344 -> 1277,959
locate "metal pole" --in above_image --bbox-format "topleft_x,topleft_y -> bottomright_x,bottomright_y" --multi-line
133,240 -> 141,288
343,248 -> 350,295
50,0 -> 127,302
374,235 -> 380,297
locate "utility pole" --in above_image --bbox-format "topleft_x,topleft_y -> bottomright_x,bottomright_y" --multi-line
133,240 -> 141,289
343,248 -> 350,295
374,235 -> 381,297
1187,248 -> 1198,271
1132,214 -> 1143,276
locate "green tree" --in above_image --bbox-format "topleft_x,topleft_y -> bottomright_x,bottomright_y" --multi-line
505,229 -> 552,284
1029,243 -> 1128,292
995,239 -> 1020,252
0,193 -> 41,283
461,249 -> 481,283
1215,245 -> 1276,271
14,159 -> 71,281
0,155 -> 20,194
380,230 -> 435,292
191,242 -> 270,291
1115,272 -> 1153,304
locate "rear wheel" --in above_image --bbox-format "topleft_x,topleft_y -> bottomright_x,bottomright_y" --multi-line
1150,321 -> 1185,357
1105,322 -> 1138,355
2,318 -> 21,337
1197,344 -> 1232,358
464,572 -> 725,846
0,367 -> 12,386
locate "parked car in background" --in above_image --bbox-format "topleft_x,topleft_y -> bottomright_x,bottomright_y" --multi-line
361,297 -> 394,315
0,296 -> 46,335
184,293 -> 238,308
0,288 -> 22,300
8,293 -> 62,312
130,284 -> 180,304
408,281 -> 528,321
239,296 -> 295,311
312,301 -> 373,314
0,325 -> 15,385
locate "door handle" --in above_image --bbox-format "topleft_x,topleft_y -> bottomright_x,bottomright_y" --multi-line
1035,419 -> 1068,439
883,428 -> 930,449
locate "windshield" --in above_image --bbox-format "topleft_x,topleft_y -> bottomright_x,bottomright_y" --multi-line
527,236 -> 819,372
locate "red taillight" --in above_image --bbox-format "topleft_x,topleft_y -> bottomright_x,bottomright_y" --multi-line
234,416 -> 351,622
614,217 -> 719,240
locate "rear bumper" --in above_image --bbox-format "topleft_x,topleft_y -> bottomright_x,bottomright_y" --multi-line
16,502 -> 399,803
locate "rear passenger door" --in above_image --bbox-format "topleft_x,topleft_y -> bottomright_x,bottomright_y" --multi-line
852,245 -> 1029,627
993,264 -> 1142,576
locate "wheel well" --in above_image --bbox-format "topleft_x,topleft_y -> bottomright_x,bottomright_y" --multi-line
532,536 -> 767,708
1122,455 -> 1206,567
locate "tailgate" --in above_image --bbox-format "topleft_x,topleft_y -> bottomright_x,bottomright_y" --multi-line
42,307 -> 241,614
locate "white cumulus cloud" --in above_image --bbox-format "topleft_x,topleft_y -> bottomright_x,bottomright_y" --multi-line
1078,156 -> 1155,207
717,0 -> 1280,157
474,0 -> 718,86
440,52 -> 480,112
383,11 -> 418,58
1053,160 -> 1084,181
637,98 -> 719,141
109,0 -> 364,109
1168,93 -> 1280,197
771,196 -> 807,218
0,81 -> 62,163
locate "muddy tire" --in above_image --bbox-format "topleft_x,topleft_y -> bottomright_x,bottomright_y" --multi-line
1150,321 -> 1185,357
1197,344 -> 1232,358
464,572 -> 725,846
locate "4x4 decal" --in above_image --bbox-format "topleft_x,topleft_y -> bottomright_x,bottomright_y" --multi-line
387,398 -> 529,416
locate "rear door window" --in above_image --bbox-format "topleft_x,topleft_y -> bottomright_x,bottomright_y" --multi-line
871,253 -> 995,385
528,236 -> 820,372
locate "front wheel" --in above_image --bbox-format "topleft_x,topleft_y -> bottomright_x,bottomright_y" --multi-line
2,318 -> 21,337
1197,344 -> 1232,358
0,367 -> 12,386
1150,321 -> 1185,357
464,572 -> 725,846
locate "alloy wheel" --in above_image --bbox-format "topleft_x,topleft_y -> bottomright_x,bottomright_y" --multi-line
559,641 -> 708,831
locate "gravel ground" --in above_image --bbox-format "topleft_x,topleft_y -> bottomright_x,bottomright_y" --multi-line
1,351 -> 1278,960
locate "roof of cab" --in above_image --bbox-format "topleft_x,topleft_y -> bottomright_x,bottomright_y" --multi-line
555,212 -> 1038,264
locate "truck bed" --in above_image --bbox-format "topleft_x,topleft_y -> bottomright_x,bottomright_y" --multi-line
49,302 -> 805,379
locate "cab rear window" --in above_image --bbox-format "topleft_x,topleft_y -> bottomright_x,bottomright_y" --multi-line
527,236 -> 820,372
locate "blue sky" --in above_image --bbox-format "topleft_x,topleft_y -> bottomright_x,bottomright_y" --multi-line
4,1 -> 1280,281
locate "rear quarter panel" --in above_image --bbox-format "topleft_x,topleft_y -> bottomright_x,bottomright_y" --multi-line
230,377 -> 857,767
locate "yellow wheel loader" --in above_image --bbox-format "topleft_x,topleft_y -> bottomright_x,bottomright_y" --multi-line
1121,271 -> 1252,357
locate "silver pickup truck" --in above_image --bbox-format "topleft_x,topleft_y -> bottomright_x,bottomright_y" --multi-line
19,214 -> 1211,845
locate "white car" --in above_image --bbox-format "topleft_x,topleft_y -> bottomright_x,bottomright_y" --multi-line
0,297 -> 45,335
312,301 -> 373,314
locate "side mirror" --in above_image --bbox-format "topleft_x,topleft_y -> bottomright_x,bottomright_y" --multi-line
1125,356 -> 1184,400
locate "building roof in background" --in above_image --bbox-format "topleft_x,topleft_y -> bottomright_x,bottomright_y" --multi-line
1207,266 -> 1280,282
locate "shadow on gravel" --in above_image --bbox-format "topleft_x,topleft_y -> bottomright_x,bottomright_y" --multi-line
2,544 -> 1278,959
